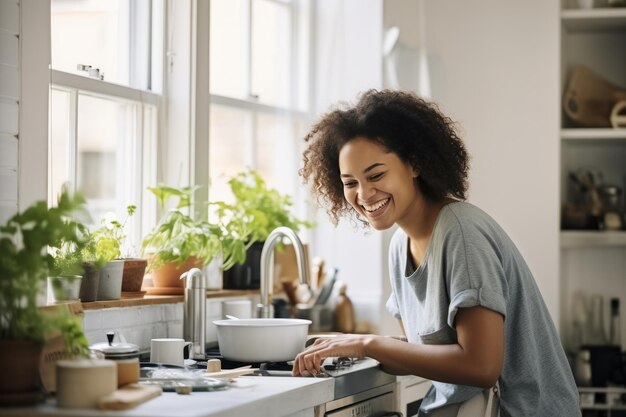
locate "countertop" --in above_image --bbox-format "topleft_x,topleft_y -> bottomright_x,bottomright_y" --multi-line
0,376 -> 334,417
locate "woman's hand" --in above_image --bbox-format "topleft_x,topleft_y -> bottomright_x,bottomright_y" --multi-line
292,334 -> 375,376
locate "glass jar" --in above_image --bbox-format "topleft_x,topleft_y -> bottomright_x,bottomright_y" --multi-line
599,185 -> 624,230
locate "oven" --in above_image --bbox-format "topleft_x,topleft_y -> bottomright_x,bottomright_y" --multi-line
320,383 -> 399,417
199,349 -> 403,416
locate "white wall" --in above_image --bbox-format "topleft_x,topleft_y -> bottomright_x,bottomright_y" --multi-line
381,0 -> 561,326
0,0 -> 51,221
311,0 -> 387,332
0,0 -> 20,224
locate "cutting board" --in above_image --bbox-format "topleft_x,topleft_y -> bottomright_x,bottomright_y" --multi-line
98,383 -> 162,410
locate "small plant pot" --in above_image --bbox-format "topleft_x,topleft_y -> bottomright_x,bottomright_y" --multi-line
151,257 -> 201,288
96,260 -> 124,300
48,275 -> 83,303
223,242 -> 264,289
79,263 -> 100,302
122,258 -> 148,292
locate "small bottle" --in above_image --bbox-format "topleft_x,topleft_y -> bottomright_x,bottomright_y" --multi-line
609,297 -> 621,347
588,294 -> 607,345
334,282 -> 355,334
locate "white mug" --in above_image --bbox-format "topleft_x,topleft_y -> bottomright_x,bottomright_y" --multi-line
222,299 -> 252,319
150,338 -> 192,366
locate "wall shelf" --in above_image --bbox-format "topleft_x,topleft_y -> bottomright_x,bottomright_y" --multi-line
561,230 -> 626,248
561,128 -> 626,141
561,8 -> 626,32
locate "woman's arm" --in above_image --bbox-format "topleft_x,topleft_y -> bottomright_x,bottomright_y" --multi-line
292,306 -> 504,388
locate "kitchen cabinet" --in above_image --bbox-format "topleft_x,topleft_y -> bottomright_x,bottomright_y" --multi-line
395,375 -> 431,417
559,0 -> 626,366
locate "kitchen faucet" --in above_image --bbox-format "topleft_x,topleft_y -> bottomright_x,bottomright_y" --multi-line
257,227 -> 310,318
181,267 -> 206,359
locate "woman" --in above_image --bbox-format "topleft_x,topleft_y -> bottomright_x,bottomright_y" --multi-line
294,90 -> 580,416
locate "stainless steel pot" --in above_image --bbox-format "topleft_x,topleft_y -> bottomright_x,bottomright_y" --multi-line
213,318 -> 311,362
90,332 -> 140,360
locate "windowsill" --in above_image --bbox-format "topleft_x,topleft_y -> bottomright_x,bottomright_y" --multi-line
43,289 -> 259,311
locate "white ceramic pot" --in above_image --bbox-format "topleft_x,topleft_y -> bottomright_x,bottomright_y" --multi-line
96,260 -> 124,300
213,318 -> 311,362
48,275 -> 82,302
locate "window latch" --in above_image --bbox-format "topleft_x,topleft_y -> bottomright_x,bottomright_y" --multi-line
77,64 -> 104,80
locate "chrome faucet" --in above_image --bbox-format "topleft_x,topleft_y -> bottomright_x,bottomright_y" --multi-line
181,267 -> 206,359
257,227 -> 310,318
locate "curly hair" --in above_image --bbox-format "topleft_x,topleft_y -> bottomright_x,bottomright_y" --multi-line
300,89 -> 470,225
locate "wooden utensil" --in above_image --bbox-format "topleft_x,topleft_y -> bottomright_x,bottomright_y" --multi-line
282,279 -> 299,317
205,366 -> 258,379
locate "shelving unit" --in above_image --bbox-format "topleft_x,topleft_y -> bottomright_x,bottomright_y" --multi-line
580,387 -> 626,416
558,6 -> 626,400
559,4 -> 626,246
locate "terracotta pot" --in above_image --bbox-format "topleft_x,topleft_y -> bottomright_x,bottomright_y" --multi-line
121,258 -> 148,292
0,340 -> 44,406
151,257 -> 201,288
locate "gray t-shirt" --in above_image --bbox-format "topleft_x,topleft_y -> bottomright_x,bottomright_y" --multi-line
386,202 -> 580,417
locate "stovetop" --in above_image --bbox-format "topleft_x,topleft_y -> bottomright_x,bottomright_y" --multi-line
195,347 -> 396,400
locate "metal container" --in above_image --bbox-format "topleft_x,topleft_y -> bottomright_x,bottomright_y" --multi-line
181,268 -> 206,360
90,332 -> 140,361
213,318 -> 311,362
295,304 -> 335,332
48,275 -> 82,302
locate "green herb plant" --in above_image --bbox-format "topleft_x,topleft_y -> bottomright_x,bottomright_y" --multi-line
215,169 -> 314,269
142,185 -> 222,271
88,205 -> 137,262
0,189 -> 91,355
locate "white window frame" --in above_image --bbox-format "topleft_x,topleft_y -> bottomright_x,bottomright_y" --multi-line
48,0 -> 165,239
207,0 -> 313,219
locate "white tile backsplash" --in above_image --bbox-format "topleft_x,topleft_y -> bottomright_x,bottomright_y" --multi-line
81,297 -> 256,354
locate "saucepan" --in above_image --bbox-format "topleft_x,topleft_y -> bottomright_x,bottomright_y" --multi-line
213,318 -> 312,362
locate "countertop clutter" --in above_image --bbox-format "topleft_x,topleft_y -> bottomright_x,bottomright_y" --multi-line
1,373 -> 334,417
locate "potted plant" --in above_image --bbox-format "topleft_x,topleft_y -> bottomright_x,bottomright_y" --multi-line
141,184 -> 223,292
217,169 -> 313,289
86,210 -> 133,301
90,205 -> 147,294
0,190 -> 91,405
48,241 -> 86,303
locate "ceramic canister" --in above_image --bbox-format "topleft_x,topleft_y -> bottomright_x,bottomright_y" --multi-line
56,359 -> 117,408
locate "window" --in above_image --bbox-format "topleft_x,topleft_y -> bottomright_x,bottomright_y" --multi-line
49,0 -> 163,250
208,0 -> 311,218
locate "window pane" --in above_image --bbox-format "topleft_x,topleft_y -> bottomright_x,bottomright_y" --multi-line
51,0 -> 162,91
48,89 -> 72,206
76,94 -> 133,223
210,0 -> 248,100
51,0 -> 128,86
208,104 -> 250,202
251,0 -> 290,107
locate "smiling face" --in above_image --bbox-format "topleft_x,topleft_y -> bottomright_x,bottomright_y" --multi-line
339,137 -> 421,230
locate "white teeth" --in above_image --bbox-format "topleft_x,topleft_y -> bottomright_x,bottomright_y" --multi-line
362,198 -> 390,213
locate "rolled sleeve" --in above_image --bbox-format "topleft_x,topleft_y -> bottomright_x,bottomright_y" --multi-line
448,287 -> 506,329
